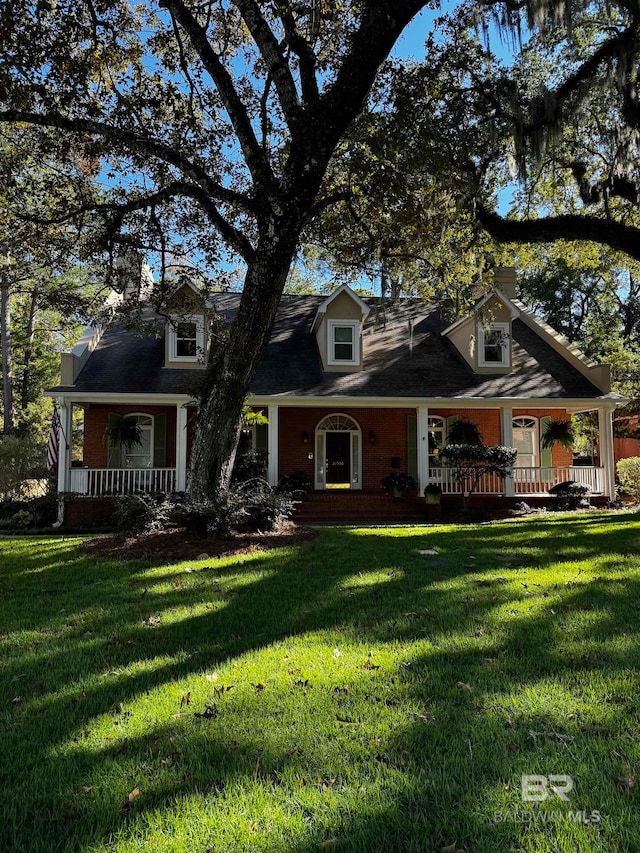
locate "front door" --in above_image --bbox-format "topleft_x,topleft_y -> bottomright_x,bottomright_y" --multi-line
326,432 -> 351,486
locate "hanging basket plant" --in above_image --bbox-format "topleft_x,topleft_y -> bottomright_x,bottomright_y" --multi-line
541,419 -> 574,450
103,414 -> 143,451
447,418 -> 483,446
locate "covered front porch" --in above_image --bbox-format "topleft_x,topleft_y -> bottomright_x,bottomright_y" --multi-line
54,397 -> 191,498
268,400 -> 616,501
55,396 -> 617,506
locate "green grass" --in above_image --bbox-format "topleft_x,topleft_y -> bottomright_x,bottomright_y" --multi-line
2,512 -> 640,852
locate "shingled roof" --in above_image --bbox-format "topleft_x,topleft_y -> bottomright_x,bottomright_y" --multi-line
48,292 -> 605,399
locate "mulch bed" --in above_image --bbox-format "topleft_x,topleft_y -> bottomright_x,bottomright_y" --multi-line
78,522 -> 317,562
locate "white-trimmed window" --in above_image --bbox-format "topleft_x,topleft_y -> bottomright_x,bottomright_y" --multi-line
512,416 -> 537,467
122,414 -> 154,469
478,321 -> 510,367
427,415 -> 446,468
327,320 -> 359,366
169,315 -> 205,362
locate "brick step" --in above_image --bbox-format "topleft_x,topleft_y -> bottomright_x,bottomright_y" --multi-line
293,491 -> 429,523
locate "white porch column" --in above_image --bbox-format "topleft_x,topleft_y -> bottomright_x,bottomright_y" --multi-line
417,406 -> 429,494
175,404 -> 188,492
500,406 -> 514,497
57,399 -> 72,494
598,406 -> 615,499
267,405 -> 279,487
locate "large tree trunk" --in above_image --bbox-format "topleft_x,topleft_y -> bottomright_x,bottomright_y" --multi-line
187,226 -> 301,498
0,273 -> 13,434
20,288 -> 38,414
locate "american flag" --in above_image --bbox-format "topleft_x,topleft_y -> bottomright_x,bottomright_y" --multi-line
46,407 -> 61,473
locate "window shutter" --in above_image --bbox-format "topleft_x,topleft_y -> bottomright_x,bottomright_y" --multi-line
255,423 -> 268,454
407,415 -> 417,481
539,416 -> 552,469
446,416 -> 457,441
153,414 -> 167,468
106,413 -> 120,468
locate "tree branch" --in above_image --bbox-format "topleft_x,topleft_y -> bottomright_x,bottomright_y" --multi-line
159,0 -> 275,189
477,204 -> 640,262
314,1 -> 426,153
515,24 -> 636,135
0,108 -> 256,213
17,180 -> 256,262
230,0 -> 303,132
273,1 -> 319,104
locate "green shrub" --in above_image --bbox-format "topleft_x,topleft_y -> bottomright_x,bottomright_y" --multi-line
617,457 -> 640,499
115,479 -> 297,538
439,444 -> 517,509
0,493 -> 57,529
10,509 -> 32,530
232,450 -> 268,483
0,435 -> 47,500
114,493 -> 173,535
238,478 -> 297,529
548,480 -> 590,510
277,470 -> 311,494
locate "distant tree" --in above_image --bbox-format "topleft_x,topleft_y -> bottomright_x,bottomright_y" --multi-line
0,127 -> 103,436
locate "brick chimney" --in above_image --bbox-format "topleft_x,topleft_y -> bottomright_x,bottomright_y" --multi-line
493,266 -> 517,299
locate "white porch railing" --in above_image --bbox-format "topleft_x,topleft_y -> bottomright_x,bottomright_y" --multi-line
430,466 -> 604,496
69,467 -> 177,496
512,466 -> 603,495
431,468 -> 504,495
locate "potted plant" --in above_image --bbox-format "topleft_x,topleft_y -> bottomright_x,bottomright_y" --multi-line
541,419 -> 575,450
103,413 -> 143,452
424,483 -> 443,505
381,472 -> 416,497
447,418 -> 483,446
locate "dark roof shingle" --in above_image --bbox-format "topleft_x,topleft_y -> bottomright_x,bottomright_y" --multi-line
48,293 -> 604,399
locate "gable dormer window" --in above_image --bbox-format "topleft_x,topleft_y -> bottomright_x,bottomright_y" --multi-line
328,320 -> 359,366
169,315 -> 205,363
478,321 -> 510,368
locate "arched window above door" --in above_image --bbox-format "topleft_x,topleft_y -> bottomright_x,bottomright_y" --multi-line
316,414 -> 359,432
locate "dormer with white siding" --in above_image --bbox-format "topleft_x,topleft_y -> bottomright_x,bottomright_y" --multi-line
163,280 -> 208,369
311,285 -> 370,372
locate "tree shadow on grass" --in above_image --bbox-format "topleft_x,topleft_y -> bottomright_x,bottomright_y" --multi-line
2,513 -> 640,851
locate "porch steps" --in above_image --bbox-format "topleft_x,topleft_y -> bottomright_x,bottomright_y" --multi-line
294,491 -> 429,524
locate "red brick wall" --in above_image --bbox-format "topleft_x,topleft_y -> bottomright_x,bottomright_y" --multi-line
278,407 -> 416,491
83,405 -> 177,467
430,408 -> 501,444
64,497 -> 117,529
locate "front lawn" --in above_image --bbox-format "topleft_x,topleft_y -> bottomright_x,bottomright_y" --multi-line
2,513 -> 640,852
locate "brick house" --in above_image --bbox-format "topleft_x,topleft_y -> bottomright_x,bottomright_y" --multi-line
46,268 -> 624,524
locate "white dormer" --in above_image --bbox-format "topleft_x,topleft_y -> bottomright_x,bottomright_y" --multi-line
441,270 -> 520,374
164,280 -> 208,369
311,285 -> 370,372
